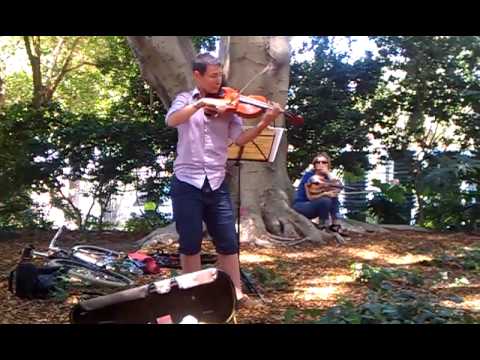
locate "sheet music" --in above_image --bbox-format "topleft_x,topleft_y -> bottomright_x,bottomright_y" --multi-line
268,127 -> 285,162
228,126 -> 285,162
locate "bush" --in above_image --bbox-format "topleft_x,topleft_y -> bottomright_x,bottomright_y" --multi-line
123,212 -> 172,232
0,194 -> 53,230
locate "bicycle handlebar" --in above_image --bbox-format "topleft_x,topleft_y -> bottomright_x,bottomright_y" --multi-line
48,226 -> 66,250
32,250 -> 51,258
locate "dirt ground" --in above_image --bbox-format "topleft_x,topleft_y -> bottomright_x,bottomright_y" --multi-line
1,228 -> 480,324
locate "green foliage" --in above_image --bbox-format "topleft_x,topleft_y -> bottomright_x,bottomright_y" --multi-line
0,192 -> 53,230
367,179 -> 407,224
251,266 -> 290,291
0,35 -> 180,230
324,262 -> 470,324
0,98 -> 174,230
318,293 -> 472,324
287,37 -> 383,179
3,71 -> 32,106
363,37 -> 480,227
283,261 -> 474,324
336,151 -> 372,175
367,36 -> 480,152
371,179 -> 406,204
124,212 -> 172,232
1,36 -> 120,112
191,36 -> 218,52
462,248 -> 480,271
351,262 -> 424,289
421,247 -> 480,273
416,152 -> 480,230
282,307 -> 325,323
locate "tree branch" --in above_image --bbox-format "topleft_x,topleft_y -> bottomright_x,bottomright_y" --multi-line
64,61 -> 98,73
45,37 -> 66,88
84,191 -> 97,227
46,37 -> 82,102
23,36 -> 43,108
54,182 -> 84,228
23,36 -> 34,61
0,74 -> 5,107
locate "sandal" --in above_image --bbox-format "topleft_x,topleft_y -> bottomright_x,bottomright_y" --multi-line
312,222 -> 326,230
315,224 -> 327,230
329,224 -> 348,236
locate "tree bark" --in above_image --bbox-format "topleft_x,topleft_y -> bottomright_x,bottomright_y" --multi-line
0,74 -> 4,107
24,36 -> 44,109
219,36 -> 298,244
126,36 -> 195,108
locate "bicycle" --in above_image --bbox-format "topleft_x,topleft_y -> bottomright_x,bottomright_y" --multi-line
25,226 -> 137,289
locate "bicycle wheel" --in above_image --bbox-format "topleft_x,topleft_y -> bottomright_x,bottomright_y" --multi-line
47,259 -> 134,288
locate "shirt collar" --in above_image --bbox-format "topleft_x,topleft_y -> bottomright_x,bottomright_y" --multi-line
192,88 -> 201,100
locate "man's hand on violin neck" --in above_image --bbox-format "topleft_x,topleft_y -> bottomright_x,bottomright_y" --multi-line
262,102 -> 282,122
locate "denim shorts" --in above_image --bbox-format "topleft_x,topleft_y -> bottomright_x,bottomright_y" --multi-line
170,176 -> 238,255
293,197 -> 340,220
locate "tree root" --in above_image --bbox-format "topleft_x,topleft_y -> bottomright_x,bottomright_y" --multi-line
137,188 -> 429,250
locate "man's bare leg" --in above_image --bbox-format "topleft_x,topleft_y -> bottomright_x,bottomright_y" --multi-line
217,253 -> 243,300
180,253 -> 202,274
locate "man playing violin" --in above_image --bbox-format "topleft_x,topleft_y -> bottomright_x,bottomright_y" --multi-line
166,53 -> 282,309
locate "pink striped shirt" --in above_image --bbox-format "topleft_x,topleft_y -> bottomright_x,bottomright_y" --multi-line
166,88 -> 243,190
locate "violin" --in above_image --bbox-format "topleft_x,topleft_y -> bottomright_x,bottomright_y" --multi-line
202,87 -> 304,126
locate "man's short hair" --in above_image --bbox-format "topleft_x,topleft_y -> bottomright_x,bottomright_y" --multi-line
193,53 -> 221,75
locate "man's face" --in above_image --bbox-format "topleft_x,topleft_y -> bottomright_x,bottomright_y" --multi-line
194,64 -> 223,94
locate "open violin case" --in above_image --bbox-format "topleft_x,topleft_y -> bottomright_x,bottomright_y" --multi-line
70,268 -> 236,324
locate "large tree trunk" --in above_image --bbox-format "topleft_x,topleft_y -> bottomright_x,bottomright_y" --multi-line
0,74 -> 4,107
220,36 -> 322,244
24,36 -> 45,109
128,36 -> 391,249
126,36 -> 195,108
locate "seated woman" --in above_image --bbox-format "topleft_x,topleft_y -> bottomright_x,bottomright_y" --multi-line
292,153 -> 346,234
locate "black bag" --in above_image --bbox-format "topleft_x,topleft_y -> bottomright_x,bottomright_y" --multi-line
8,262 -> 60,300
70,268 -> 236,324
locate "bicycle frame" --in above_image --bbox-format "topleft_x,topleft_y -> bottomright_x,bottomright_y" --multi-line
30,226 -> 69,260
31,226 -> 115,267
27,225 -> 135,287
48,225 -> 65,251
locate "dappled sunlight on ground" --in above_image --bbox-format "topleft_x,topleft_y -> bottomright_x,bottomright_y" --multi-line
335,243 -> 433,266
239,253 -> 276,264
351,249 -> 382,260
281,251 -> 332,260
386,254 -> 433,265
301,274 -> 355,286
2,229 -> 480,323
294,285 -> 342,302
441,295 -> 480,312
291,271 -> 356,303
460,296 -> 480,312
